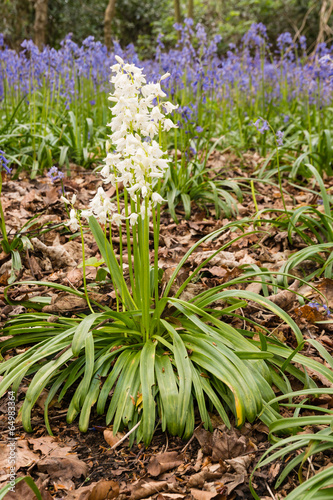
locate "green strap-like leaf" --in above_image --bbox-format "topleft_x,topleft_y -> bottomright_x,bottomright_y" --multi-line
155,353 -> 179,435
140,340 -> 157,445
161,320 -> 192,436
0,476 -> 42,500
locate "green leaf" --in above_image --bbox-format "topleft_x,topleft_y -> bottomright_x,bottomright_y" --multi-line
0,476 -> 42,500
161,320 -> 192,437
155,352 -> 182,435
140,340 -> 157,445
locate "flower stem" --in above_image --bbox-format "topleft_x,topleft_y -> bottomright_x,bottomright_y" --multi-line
124,188 -> 136,303
79,221 -> 94,314
0,175 -> 8,246
142,198 -> 150,342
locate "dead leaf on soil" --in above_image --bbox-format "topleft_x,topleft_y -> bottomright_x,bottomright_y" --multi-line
178,283 -> 207,302
147,451 -> 183,477
128,479 -> 176,500
63,240 -> 94,262
103,429 -> 125,448
317,278 -> 333,308
32,238 -> 77,268
295,305 -> 325,324
42,291 -> 108,313
219,470 -> 247,494
187,463 -> 224,488
42,294 -> 88,313
27,436 -> 72,458
190,489 -> 220,500
65,267 -> 97,287
21,190 -> 43,210
189,251 -> 236,268
88,480 -> 119,500
64,483 -> 98,500
268,462 -> 281,480
269,279 -> 300,309
43,187 -> 59,206
0,440 -> 37,475
225,454 -> 253,475
37,456 -> 88,490
194,426 -> 256,461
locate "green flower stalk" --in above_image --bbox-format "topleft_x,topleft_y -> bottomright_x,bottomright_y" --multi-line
65,56 -> 178,338
0,150 -> 11,248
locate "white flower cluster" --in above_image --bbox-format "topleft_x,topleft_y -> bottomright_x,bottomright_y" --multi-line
63,56 -> 177,230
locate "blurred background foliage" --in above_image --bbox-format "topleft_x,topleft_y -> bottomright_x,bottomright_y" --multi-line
0,0 -> 331,55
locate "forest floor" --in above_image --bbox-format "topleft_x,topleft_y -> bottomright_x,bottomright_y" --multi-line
1,152 -> 333,500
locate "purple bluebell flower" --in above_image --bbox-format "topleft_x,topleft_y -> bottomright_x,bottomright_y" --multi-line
253,118 -> 269,134
322,304 -> 331,317
195,126 -> 203,133
309,301 -> 331,317
277,32 -> 293,52
308,301 -> 320,311
0,150 -> 11,174
47,166 -> 65,182
299,36 -> 307,52
276,130 -> 284,146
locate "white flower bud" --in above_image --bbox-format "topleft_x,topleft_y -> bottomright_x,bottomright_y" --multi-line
129,212 -> 139,226
152,192 -> 166,206
115,55 -> 124,64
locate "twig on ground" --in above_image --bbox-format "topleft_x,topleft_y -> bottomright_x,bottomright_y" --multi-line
265,481 -> 277,500
110,420 -> 141,450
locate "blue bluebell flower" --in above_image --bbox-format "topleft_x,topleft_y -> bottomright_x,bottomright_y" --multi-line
0,150 -> 11,174
47,166 -> 65,182
253,118 -> 269,134
308,301 -> 331,317
276,130 -> 284,146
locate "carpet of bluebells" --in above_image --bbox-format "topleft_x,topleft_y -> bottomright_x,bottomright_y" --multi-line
1,21 -> 333,174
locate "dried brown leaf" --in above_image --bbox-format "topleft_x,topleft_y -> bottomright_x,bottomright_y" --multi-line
88,480 -> 119,500
0,440 -> 37,474
317,278 -> 333,307
32,238 -> 77,268
190,489 -> 219,500
147,452 -> 183,477
194,426 -> 256,461
42,294 -> 88,313
37,456 -> 88,482
103,429 -> 125,448
295,305 -> 325,324
129,479 -> 170,500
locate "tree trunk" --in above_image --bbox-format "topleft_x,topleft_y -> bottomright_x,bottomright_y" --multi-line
316,0 -> 333,48
104,0 -> 117,51
188,0 -> 194,19
33,0 -> 48,50
174,0 -> 181,24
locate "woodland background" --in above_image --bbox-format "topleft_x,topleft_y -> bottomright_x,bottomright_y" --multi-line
1,0 -> 333,56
